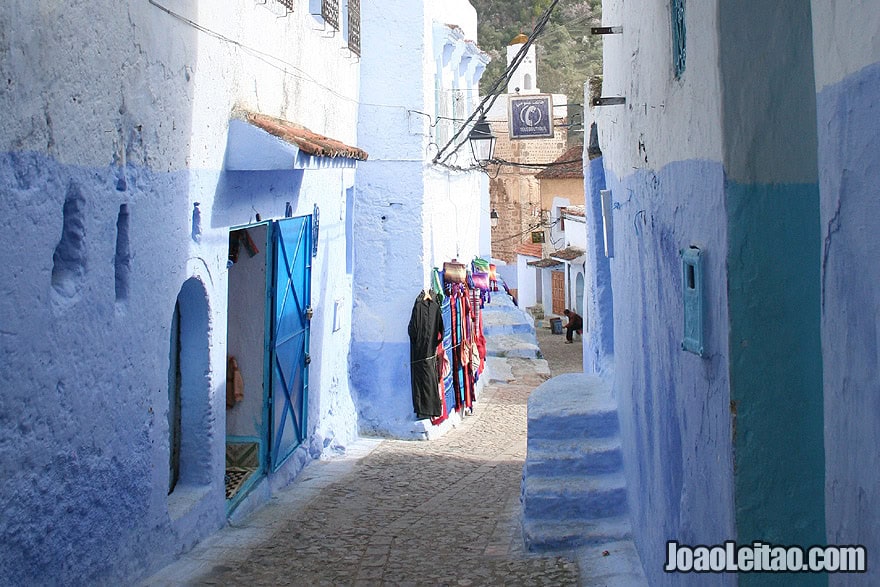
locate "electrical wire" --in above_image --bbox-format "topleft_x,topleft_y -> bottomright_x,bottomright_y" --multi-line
149,0 -> 572,172
433,0 -> 562,166
493,218 -> 560,244
489,157 -> 582,170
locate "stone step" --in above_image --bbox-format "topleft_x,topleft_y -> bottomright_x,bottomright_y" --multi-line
526,373 -> 619,440
522,516 -> 632,552
485,334 -> 542,359
522,473 -> 628,521
481,310 -> 535,337
525,437 -> 623,476
527,410 -> 619,441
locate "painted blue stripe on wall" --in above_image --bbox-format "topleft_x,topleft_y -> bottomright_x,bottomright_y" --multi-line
727,179 -> 825,586
603,159 -> 735,586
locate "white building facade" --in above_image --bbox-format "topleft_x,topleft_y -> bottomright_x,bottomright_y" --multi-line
351,0 -> 490,438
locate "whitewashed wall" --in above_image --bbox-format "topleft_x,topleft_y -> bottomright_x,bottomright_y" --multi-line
0,0 -> 361,583
352,0 -> 488,438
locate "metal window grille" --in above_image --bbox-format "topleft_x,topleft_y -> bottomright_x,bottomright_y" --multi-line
322,0 -> 340,30
276,0 -> 294,13
348,0 -> 361,56
671,0 -> 686,78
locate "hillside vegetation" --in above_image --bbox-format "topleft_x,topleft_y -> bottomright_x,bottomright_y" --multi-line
472,0 -> 603,105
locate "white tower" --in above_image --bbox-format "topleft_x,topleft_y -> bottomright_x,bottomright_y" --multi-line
506,33 -> 539,94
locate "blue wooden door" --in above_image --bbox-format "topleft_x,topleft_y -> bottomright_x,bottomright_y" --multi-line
268,216 -> 312,471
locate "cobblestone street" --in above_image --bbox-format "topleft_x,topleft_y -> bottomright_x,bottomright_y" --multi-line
145,348 -> 580,586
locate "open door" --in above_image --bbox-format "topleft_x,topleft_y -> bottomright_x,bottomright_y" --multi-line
268,216 -> 312,471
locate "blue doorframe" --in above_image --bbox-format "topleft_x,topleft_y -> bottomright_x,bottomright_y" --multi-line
267,216 -> 312,472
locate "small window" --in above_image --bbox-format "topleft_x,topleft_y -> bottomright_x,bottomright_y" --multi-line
322,0 -> 340,30
347,0 -> 361,56
310,0 -> 339,29
168,301 -> 182,494
671,0 -> 686,78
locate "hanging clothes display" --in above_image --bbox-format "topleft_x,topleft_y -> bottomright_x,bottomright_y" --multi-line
448,282 -> 477,413
431,286 -> 455,426
410,260 -> 489,426
408,290 -> 444,419
439,294 -> 456,419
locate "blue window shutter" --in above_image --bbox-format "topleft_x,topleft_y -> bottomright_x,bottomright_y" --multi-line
672,0 -> 686,78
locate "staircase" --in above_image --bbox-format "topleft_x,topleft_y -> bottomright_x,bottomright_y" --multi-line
522,373 -> 632,551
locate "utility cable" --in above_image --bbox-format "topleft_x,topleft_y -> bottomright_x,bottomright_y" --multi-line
433,0 -> 562,166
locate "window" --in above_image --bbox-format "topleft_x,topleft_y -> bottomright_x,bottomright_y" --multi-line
310,0 -> 339,29
347,0 -> 360,56
322,0 -> 339,30
671,0 -> 686,78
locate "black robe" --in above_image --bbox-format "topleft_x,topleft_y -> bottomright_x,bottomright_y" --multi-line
408,292 -> 444,419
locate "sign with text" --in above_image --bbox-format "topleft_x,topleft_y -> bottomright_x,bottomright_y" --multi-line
509,94 -> 554,139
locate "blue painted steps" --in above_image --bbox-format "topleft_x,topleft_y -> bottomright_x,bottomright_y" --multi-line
522,373 -> 632,551
525,437 -> 623,476
481,295 -> 542,359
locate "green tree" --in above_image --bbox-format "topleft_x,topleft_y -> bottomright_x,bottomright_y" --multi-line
472,0 -> 602,103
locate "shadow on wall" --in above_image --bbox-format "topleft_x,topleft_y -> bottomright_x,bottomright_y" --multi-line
211,169 -> 305,228
167,276 -> 213,497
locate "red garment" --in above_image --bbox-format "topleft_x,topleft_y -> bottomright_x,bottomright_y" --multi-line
431,342 -> 450,425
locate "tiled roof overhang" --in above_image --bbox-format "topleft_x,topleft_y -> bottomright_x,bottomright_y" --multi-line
527,258 -> 563,268
225,109 -> 368,171
514,242 -> 543,258
550,246 -> 586,262
535,144 -> 584,179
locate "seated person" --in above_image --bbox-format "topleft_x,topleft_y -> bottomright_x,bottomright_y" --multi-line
563,309 -> 583,343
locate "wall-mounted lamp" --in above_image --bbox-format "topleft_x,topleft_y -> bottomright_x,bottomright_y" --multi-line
490,208 -> 499,228
468,115 -> 496,164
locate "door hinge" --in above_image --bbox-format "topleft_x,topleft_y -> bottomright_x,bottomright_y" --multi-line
305,354 -> 311,365
305,306 -> 314,320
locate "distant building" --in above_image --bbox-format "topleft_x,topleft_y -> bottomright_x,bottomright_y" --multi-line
515,145 -> 586,320
485,34 -> 569,265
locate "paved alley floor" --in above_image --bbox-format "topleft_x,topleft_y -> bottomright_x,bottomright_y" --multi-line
144,357 -> 578,586
535,324 -> 584,377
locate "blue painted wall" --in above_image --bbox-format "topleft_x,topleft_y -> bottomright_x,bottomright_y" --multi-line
0,1 -> 365,583
0,153 -> 223,586
818,60 -> 880,584
726,181 -> 826,567
581,154 -> 614,377
718,4 -> 827,584
605,160 -> 735,585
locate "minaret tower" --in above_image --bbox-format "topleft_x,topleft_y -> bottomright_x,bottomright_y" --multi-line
506,33 -> 539,94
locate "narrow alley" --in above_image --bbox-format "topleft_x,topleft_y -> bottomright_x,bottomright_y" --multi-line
144,302 -> 582,586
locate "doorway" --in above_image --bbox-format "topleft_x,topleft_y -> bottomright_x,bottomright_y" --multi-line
551,270 -> 565,315
575,272 -> 585,319
225,216 -> 312,511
